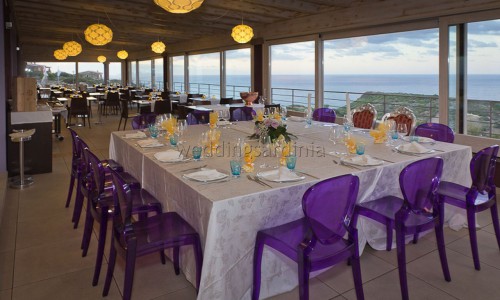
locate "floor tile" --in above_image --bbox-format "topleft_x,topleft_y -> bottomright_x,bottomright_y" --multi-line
0,289 -> 11,300
152,285 -> 197,300
446,230 -> 500,269
267,278 -> 339,300
0,251 -> 14,291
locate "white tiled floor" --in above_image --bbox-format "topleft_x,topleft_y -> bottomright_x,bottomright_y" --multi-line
1,109 -> 500,300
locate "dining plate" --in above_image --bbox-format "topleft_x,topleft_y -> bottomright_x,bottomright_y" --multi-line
183,169 -> 228,182
395,144 -> 434,154
340,155 -> 383,167
256,169 -> 305,182
402,136 -> 436,144
154,150 -> 185,163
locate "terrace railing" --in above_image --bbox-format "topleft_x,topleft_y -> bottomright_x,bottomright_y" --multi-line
172,82 -> 251,99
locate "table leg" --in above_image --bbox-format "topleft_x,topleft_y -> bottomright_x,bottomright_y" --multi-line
95,100 -> 104,125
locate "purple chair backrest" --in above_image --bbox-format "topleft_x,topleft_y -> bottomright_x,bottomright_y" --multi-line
470,145 -> 499,193
78,138 -> 90,174
84,148 -> 106,196
399,157 -> 443,213
301,174 -> 359,244
68,128 -> 80,159
110,170 -> 134,238
414,123 -> 455,143
192,111 -> 210,124
312,108 -> 336,123
232,107 -> 256,121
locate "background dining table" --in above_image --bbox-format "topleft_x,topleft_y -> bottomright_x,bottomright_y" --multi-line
109,120 -> 472,300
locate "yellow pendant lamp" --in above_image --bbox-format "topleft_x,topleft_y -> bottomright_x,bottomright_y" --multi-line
232,23 -> 254,44
97,55 -> 107,63
84,23 -> 113,46
153,0 -> 204,14
151,41 -> 166,54
117,50 -> 128,59
63,41 -> 82,56
54,49 -> 68,60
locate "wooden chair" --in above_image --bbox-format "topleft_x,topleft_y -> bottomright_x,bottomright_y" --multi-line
352,103 -> 377,129
381,106 -> 416,135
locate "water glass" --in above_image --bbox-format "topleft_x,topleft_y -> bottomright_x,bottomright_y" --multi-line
149,125 -> 158,138
192,146 -> 202,160
356,142 -> 366,155
169,133 -> 179,146
329,126 -> 344,145
285,155 -> 297,170
230,160 -> 242,177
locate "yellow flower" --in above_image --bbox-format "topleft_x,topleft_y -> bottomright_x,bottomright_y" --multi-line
255,110 -> 264,122
273,112 -> 281,120
345,136 -> 357,154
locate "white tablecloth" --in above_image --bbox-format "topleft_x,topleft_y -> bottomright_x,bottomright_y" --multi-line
109,121 -> 472,300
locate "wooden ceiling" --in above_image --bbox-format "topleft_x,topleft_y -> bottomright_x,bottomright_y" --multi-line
8,0 -> 355,61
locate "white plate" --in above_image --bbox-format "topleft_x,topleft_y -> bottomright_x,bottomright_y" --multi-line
136,139 -> 163,148
256,170 -> 305,182
395,145 -> 434,154
402,136 -> 435,144
183,169 -> 228,182
340,155 -> 383,167
154,150 -> 184,163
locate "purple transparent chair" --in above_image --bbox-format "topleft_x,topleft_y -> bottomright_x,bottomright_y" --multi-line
312,108 -> 336,123
352,157 -> 450,300
82,148 -> 162,287
65,128 -> 82,209
103,169 -> 203,300
414,123 -> 455,143
131,114 -> 156,130
230,107 -> 256,121
189,110 -> 210,124
253,174 -> 364,300
437,145 -> 500,270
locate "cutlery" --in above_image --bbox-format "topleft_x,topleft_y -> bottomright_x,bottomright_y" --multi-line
247,174 -> 264,186
180,164 -> 207,172
254,176 -> 272,188
201,178 -> 231,185
295,170 -> 320,179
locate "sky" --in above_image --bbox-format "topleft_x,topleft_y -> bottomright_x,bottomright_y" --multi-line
31,20 -> 500,78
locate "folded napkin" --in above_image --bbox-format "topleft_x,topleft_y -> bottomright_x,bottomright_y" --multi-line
288,116 -> 305,122
184,169 -> 227,182
402,136 -> 434,143
124,131 -> 147,139
10,129 -> 36,140
136,138 -> 163,148
398,142 -> 429,153
343,155 -> 381,166
154,150 -> 183,162
259,166 -> 304,182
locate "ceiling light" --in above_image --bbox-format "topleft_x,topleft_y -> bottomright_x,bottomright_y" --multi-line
63,41 -> 82,56
117,50 -> 128,59
232,23 -> 254,44
84,23 -> 113,46
54,49 -> 68,60
151,41 -> 166,54
153,0 -> 204,14
97,55 -> 107,63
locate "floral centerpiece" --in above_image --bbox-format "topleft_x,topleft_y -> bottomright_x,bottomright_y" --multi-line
250,110 -> 296,142
369,122 -> 388,143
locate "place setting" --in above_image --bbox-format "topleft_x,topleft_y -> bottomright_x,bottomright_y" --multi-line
182,168 -> 231,185
153,149 -> 191,164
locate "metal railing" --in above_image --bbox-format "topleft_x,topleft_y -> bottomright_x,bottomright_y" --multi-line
172,81 -> 251,99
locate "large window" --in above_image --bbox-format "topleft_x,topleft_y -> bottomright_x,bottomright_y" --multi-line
154,58 -> 164,89
189,53 -> 220,98
138,60 -> 152,88
225,49 -> 251,98
78,62 -> 104,86
323,29 -> 439,123
109,62 -> 122,86
130,61 -> 137,86
27,62 -> 76,88
270,41 -> 315,111
171,55 -> 185,92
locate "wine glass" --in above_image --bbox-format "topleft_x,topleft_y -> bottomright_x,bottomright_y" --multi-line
329,126 -> 343,145
397,123 -> 408,140
177,119 -> 188,144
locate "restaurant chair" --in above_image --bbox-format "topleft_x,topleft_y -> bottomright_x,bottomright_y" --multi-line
220,97 -> 234,105
68,97 -> 91,128
381,106 -> 416,135
312,108 -> 336,123
230,107 -> 255,121
188,110 -> 210,124
264,103 -> 281,111
81,91 -> 97,118
253,174 -> 364,300
104,92 -> 121,115
154,99 -> 172,115
160,91 -> 170,100
352,157 -> 450,300
415,123 -> 455,143
103,169 -> 203,300
352,103 -> 377,129
118,100 -> 138,130
131,114 -> 156,130
83,148 -> 162,287
437,145 -> 500,270
144,88 -> 153,94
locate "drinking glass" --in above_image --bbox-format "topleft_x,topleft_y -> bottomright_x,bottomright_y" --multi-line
329,126 -> 344,145
148,124 -> 158,138
343,115 -> 353,132
356,142 -> 366,155
280,107 -> 287,121
192,146 -> 202,161
230,160 -> 242,178
305,109 -> 312,128
397,123 -> 408,139
285,155 -> 297,171
177,119 -> 188,143
259,134 -> 271,157
169,133 -> 179,146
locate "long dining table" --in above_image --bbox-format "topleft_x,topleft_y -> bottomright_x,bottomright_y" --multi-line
109,120 -> 472,300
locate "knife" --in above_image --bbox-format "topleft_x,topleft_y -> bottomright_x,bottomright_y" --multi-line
247,174 -> 264,186
253,175 -> 272,188
180,164 -> 207,172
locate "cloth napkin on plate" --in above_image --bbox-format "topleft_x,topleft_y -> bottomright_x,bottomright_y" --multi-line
399,142 -> 429,153
260,166 -> 303,182
343,155 -> 380,166
184,169 -> 227,181
136,138 -> 163,148
288,116 -> 305,122
154,150 -> 183,162
124,131 -> 147,139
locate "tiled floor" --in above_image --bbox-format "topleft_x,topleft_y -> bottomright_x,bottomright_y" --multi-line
1,110 -> 500,300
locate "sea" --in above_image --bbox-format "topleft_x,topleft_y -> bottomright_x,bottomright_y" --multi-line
172,74 -> 500,104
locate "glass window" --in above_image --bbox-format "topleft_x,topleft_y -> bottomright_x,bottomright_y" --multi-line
154,58 -> 164,90
138,60 -> 152,88
27,62 -> 76,88
171,56 -> 184,92
323,29 -> 439,124
109,62 -> 122,86
225,49 -> 251,98
270,41 -> 315,112
130,61 -> 137,86
78,62 -> 104,87
189,53 -> 220,98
